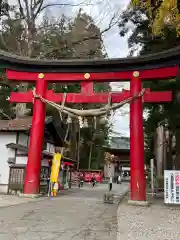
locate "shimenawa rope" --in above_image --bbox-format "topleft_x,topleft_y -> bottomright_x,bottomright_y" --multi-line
32,88 -> 146,118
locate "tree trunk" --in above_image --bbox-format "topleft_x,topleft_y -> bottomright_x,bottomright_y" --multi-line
76,124 -> 80,171
156,125 -> 164,177
88,142 -> 93,171
166,132 -> 172,170
70,120 -> 77,162
175,129 -> 180,170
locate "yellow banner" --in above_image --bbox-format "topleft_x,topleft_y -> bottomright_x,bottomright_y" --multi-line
50,153 -> 62,183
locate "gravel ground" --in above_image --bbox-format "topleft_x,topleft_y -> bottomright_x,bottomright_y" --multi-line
117,197 -> 180,240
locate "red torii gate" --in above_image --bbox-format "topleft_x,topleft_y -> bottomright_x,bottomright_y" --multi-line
6,66 -> 178,202
2,44 -> 179,203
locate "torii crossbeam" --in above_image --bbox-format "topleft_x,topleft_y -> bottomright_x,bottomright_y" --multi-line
1,46 -> 180,203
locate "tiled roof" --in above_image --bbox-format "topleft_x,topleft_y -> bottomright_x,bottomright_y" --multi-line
0,117 -> 32,131
110,137 -> 130,150
0,116 -> 52,131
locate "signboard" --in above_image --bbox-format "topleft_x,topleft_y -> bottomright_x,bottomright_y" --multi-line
164,170 -> 180,204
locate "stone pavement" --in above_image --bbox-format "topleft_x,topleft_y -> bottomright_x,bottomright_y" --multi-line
0,194 -> 39,208
117,196 -> 180,240
0,182 -> 128,240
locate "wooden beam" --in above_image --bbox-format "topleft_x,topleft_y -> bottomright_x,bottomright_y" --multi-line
6,66 -> 178,82
10,89 -> 172,103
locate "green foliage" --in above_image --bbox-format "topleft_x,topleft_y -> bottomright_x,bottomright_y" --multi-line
0,70 -> 15,119
119,5 -> 180,163
130,0 -> 180,36
79,119 -> 110,170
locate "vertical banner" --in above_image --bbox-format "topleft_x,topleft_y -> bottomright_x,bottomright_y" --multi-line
50,153 -> 62,183
164,170 -> 180,204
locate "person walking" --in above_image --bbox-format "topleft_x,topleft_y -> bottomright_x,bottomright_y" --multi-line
109,176 -> 112,191
118,175 -> 121,184
116,175 -> 119,184
78,174 -> 84,188
92,175 -> 96,187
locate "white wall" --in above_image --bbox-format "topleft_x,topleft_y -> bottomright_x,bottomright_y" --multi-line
18,133 -> 28,147
17,133 -> 55,166
16,156 -> 27,165
0,131 -> 56,193
19,133 -> 55,153
42,158 -> 49,167
47,143 -> 55,153
16,133 -> 29,165
16,157 -> 50,166
0,132 -> 16,191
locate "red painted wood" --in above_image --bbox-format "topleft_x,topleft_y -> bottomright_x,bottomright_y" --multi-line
144,88 -> 172,102
10,90 -> 33,102
9,90 -> 130,103
140,66 -> 178,79
81,82 -> 94,94
130,75 -> 146,201
24,79 -> 47,195
6,65 -> 178,82
10,89 -> 172,103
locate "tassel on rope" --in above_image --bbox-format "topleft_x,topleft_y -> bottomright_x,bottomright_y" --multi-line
94,116 -> 97,129
59,92 -> 67,121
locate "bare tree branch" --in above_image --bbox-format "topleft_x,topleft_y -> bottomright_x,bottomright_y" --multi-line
17,0 -> 26,19
39,0 -> 101,14
23,0 -> 30,21
33,0 -> 44,19
0,109 -> 11,120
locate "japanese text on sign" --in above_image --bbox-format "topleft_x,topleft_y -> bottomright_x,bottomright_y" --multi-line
164,170 -> 180,204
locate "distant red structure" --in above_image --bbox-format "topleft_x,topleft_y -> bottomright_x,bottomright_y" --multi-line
79,170 -> 103,183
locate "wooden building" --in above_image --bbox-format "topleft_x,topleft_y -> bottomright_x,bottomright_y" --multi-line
0,116 -> 76,194
103,137 -> 130,178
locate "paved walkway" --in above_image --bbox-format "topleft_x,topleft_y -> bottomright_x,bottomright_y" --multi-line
117,196 -> 180,240
0,195 -> 37,208
0,183 -> 128,240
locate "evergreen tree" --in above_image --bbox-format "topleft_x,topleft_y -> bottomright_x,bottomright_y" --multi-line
119,5 -> 180,164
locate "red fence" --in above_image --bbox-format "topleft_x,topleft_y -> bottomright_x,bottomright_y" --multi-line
71,171 -> 103,183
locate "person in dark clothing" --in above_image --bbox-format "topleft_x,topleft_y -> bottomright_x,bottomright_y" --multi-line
116,175 -> 119,184
79,174 -> 84,188
92,176 -> 96,187
109,176 -> 112,191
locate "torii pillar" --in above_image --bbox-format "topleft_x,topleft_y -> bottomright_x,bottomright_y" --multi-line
130,71 -> 146,201
24,73 -> 47,194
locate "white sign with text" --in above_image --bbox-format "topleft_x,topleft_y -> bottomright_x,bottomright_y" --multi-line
164,170 -> 180,204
